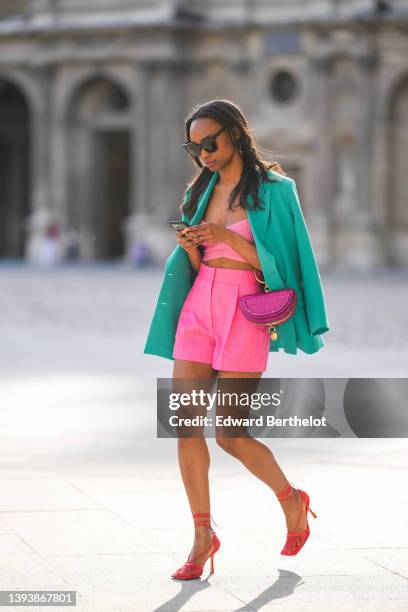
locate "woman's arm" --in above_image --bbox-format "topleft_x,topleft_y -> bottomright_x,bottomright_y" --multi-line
186,246 -> 202,273
175,228 -> 203,273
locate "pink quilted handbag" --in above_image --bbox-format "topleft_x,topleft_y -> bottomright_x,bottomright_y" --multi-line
239,270 -> 297,341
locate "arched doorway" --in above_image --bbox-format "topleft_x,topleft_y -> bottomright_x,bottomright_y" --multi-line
0,79 -> 30,258
67,77 -> 131,261
387,76 -> 408,267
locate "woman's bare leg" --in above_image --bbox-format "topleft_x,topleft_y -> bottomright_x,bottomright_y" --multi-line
173,358 -> 217,566
215,370 -> 307,533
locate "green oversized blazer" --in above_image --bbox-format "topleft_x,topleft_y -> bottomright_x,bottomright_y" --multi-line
144,169 -> 330,360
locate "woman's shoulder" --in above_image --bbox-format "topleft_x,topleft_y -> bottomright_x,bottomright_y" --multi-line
259,170 -> 296,212
262,169 -> 295,191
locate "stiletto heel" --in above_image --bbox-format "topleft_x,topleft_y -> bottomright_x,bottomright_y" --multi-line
171,512 -> 221,580
275,481 -> 317,556
210,554 -> 214,574
309,506 -> 318,519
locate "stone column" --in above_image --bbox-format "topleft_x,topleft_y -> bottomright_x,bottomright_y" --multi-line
309,54 -> 334,268
333,53 -> 383,270
122,65 -> 148,264
134,64 -> 149,217
50,78 -> 69,255
126,61 -> 180,265
25,67 -> 58,263
353,53 -> 383,268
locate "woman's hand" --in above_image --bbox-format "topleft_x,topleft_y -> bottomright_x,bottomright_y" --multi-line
176,229 -> 201,253
182,222 -> 228,247
176,228 -> 203,272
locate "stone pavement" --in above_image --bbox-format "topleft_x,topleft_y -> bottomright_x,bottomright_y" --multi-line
1,262 -> 408,611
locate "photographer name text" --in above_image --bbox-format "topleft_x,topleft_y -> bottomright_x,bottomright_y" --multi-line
168,415 -> 327,427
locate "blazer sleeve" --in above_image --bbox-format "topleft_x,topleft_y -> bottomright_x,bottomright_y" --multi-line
285,178 -> 330,337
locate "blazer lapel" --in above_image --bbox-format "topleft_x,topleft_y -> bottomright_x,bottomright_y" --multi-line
246,180 -> 269,245
188,170 -> 220,226
247,180 -> 297,352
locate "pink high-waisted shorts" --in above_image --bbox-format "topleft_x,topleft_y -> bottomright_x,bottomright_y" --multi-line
173,261 -> 270,372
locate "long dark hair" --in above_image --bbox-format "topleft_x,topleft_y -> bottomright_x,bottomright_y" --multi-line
180,99 -> 287,219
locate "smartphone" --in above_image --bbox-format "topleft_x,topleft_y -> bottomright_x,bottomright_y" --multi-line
168,220 -> 190,232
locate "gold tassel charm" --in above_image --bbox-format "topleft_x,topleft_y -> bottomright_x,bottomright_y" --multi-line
252,270 -> 289,342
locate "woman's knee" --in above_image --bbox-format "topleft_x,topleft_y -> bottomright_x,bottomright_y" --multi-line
215,435 -> 242,455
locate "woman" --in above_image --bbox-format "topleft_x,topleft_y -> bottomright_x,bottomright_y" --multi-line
144,99 -> 330,580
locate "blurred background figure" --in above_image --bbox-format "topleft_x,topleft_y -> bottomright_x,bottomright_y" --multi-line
40,221 -> 62,266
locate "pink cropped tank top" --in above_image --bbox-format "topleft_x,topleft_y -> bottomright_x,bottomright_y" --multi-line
200,218 -> 254,263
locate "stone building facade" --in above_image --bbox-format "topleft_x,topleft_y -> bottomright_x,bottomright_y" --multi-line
0,0 -> 407,268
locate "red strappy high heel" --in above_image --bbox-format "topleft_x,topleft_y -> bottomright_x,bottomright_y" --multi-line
171,512 -> 221,580
275,481 -> 318,556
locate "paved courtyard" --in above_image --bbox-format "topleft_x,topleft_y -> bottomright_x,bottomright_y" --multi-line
1,262 -> 408,611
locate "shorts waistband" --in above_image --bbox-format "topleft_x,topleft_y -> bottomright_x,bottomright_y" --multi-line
198,261 -> 260,285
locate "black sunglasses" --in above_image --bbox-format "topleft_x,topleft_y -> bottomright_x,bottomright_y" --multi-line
182,125 -> 226,157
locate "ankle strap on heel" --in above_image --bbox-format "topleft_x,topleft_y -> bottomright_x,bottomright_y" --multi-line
275,481 -> 294,502
192,512 -> 218,528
